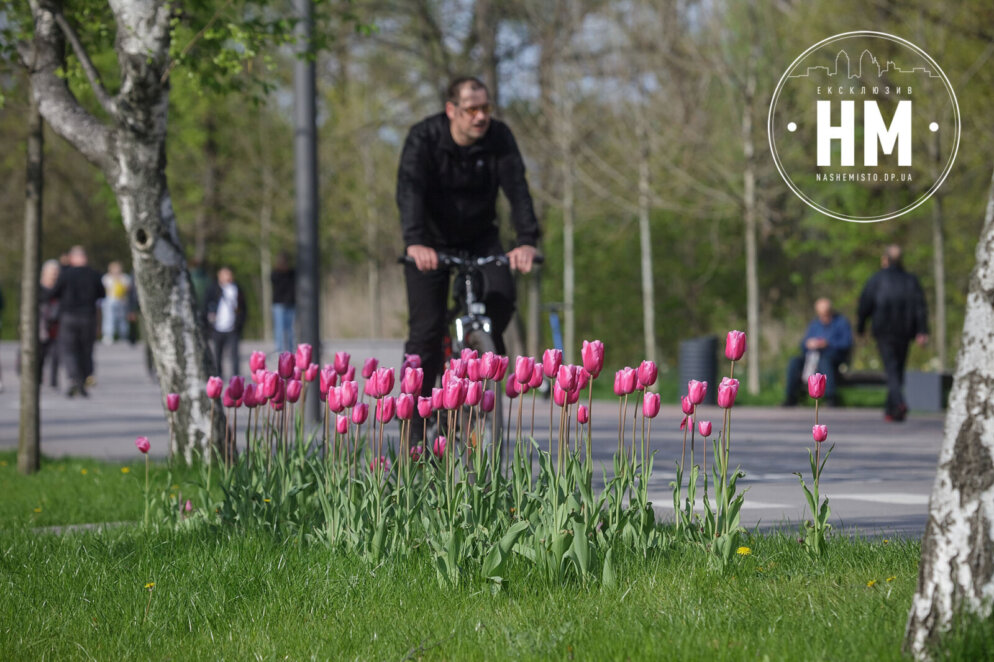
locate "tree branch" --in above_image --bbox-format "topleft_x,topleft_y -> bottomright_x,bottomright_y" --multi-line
52,9 -> 118,118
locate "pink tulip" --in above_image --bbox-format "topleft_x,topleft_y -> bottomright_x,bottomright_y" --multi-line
443,379 -> 468,410
401,367 -> 424,395
251,369 -> 266,385
361,356 -> 377,378
577,367 -> 591,391
466,358 -> 482,382
460,347 -> 478,362
620,367 -> 637,395
364,378 -> 377,398
465,381 -> 483,406
336,414 -> 349,435
557,364 -> 578,393
228,376 -> 245,401
340,381 -> 358,408
725,330 -> 747,362
184,499 -> 193,513
330,351 -> 349,375
206,376 -> 223,399
812,424 -> 828,443
480,390 -> 496,413
410,445 -> 425,462
277,352 -> 294,379
698,420 -> 712,437
515,356 -> 535,384
270,378 -> 285,405
450,358 -> 467,379
402,353 -> 422,372
418,396 -> 433,418
528,363 -> 544,389
319,367 -> 337,395
249,351 -> 267,373
432,436 -> 446,458
369,456 -> 391,472
687,380 -> 708,406
431,387 -> 444,411
351,402 -> 369,425
494,356 -> 510,381
263,371 -> 280,399
553,383 -> 567,407
581,339 -> 605,378
376,396 -> 396,423
643,392 -> 661,418
717,377 -> 740,409
270,400 -> 284,412
613,370 -> 625,397
294,367 -> 304,382
566,385 -> 580,405
166,393 -> 180,412
343,366 -> 356,382
543,348 -> 563,379
441,368 -> 455,388
480,352 -> 498,380
286,379 -> 302,403
397,393 -> 415,420
295,344 -> 313,371
577,404 -> 589,424
304,363 -> 319,382
327,386 -> 344,413
681,395 -> 694,415
223,390 -> 237,408
374,367 -> 395,397
808,373 -> 827,400
244,383 -> 259,408
506,378 -> 522,399
637,360 -> 658,389
135,436 -> 150,454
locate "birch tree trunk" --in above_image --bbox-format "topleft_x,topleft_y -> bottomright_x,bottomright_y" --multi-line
742,53 -> 760,395
636,99 -> 656,366
905,165 -> 994,658
17,92 -> 43,475
556,74 -> 576,364
22,0 -> 222,460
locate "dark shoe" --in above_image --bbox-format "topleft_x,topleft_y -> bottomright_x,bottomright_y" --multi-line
66,385 -> 79,398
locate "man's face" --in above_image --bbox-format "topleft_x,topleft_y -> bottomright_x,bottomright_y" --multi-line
815,300 -> 832,324
218,269 -> 233,285
445,85 -> 491,146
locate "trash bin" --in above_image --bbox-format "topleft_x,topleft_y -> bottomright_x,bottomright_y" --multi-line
679,336 -> 718,405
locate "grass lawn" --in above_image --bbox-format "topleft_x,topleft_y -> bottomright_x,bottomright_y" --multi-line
1,452 -> 985,661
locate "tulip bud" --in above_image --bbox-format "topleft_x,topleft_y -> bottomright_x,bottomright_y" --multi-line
343,366 -> 356,382
577,404 -> 589,424
401,367 -> 424,395
351,402 -> 369,425
620,367 -> 637,395
494,356 -> 510,381
363,378 -> 377,397
465,381 -> 483,406
243,384 -> 258,408
402,353 -> 422,372
410,445 -> 424,462
698,420 -> 712,437
480,390 -> 496,413
466,358 -> 482,382
374,367 -> 395,397
807,373 -> 827,400
643,392 -> 661,418
206,376 -> 224,399
295,343 -> 313,371
249,351 -> 267,373
528,363 -> 545,389
336,414 -> 349,435
292,366 -> 303,382
613,370 -> 625,397
553,383 -> 567,407
376,396 -> 396,423
687,380 -> 708,405
304,363 -> 319,382
417,396 -> 433,418
450,358 -> 467,379
333,351 -> 351,375
184,499 -> 193,513
543,348 -> 563,379
460,347 -> 478,362
432,436 -> 446,458
812,424 -> 828,443
222,390 -> 237,408
480,352 -> 497,380
319,367 -> 337,395
515,356 -> 535,384
369,456 -> 390,472
557,364 -> 578,393
277,352 -> 294,379
397,393 -> 414,420
340,381 -> 358,408
431,387 -> 444,411
135,436 -> 150,454
166,393 -> 180,412
577,367 -> 591,391
581,339 -> 605,378
443,379 -> 468,410
725,330 -> 747,362
228,376 -> 245,401
361,356 -> 377,379
270,378 -> 285,405
681,395 -> 695,415
637,360 -> 658,389
717,377 -> 740,409
286,379 -> 302,403
263,372 -> 279,399
252,369 -> 265,385
327,386 -> 344,413
506,378 -> 522,399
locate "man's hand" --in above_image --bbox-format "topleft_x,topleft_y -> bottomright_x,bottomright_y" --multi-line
916,333 -> 929,347
507,245 -> 537,274
805,337 -> 828,350
406,245 -> 438,272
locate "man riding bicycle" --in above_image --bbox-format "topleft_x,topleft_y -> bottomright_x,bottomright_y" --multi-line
397,76 -> 540,406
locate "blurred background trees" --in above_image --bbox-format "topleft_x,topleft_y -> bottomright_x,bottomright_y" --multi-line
1,0 -> 992,387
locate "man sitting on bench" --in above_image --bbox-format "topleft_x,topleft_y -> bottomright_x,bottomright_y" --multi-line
782,298 -> 853,407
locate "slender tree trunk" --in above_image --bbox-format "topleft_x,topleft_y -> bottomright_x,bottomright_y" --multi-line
259,162 -> 274,345
473,0 -> 499,109
361,142 -> 381,337
929,132 -> 947,372
742,55 -> 760,395
636,100 -> 656,366
18,93 -> 43,475
905,165 -> 994,659
557,75 -> 576,364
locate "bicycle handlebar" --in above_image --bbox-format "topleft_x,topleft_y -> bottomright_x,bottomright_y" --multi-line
398,252 -> 544,268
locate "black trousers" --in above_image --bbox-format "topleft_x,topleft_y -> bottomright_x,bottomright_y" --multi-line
213,330 -> 241,380
403,254 -> 515,399
876,336 -> 910,416
59,313 -> 96,388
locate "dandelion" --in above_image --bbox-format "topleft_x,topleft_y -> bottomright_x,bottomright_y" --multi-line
263,498 -> 271,503
121,467 -> 131,474
81,468 -> 88,475
886,576 -> 896,582
145,582 -> 155,590
867,579 -> 877,587
736,546 -> 751,556
0,460 -> 7,467
883,539 -> 890,544
33,507 -> 42,513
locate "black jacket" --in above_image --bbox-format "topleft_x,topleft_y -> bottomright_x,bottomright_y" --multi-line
857,265 -> 929,341
271,269 -> 296,306
396,113 -> 540,250
205,281 -> 247,334
51,265 -> 105,317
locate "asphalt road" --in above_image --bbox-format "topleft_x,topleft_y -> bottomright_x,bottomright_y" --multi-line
0,339 -> 944,538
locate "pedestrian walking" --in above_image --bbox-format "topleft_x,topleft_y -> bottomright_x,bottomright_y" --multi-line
206,267 -> 246,379
51,246 -> 105,397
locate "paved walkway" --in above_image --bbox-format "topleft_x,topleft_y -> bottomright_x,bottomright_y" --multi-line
0,340 -> 944,538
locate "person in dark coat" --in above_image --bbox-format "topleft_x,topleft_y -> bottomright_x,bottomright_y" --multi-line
396,76 -> 540,402
205,267 -> 247,379
270,252 -> 296,353
857,245 -> 929,422
51,246 -> 105,397
783,298 -> 853,407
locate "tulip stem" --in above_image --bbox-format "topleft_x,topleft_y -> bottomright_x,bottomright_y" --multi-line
143,453 -> 150,528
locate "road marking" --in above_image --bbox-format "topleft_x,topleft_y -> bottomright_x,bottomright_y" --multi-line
831,493 -> 929,505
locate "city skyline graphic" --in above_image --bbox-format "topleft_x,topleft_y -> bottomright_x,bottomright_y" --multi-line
787,48 -> 941,81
